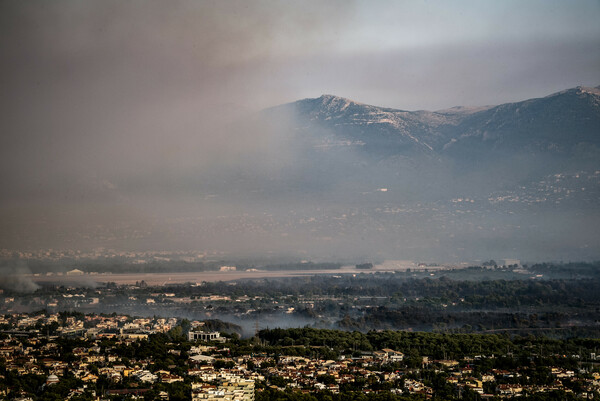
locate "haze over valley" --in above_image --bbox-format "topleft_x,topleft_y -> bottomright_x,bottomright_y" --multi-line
2,0 -> 600,265
3,3 -> 600,400
3,87 -> 599,262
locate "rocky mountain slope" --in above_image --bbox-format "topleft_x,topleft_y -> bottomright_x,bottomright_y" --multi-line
248,87 -> 600,260
270,86 -> 600,167
442,86 -> 600,161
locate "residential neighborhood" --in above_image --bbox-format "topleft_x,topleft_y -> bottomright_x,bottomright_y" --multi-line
1,311 -> 599,400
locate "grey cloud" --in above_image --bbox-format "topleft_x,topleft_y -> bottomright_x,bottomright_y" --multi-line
277,39 -> 600,111
0,0 -> 355,199
0,1 -> 598,262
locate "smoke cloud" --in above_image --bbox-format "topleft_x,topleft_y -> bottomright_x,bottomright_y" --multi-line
0,1 -> 598,261
0,262 -> 40,293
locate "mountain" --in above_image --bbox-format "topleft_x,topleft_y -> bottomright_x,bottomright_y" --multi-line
271,86 -> 600,167
442,86 -> 600,162
268,94 -> 456,157
187,86 -> 600,262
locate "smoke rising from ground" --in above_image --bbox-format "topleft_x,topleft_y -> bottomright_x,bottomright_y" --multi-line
0,262 -> 40,293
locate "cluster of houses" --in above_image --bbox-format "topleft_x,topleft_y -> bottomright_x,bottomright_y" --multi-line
191,373 -> 254,401
1,312 -> 599,400
443,364 -> 593,398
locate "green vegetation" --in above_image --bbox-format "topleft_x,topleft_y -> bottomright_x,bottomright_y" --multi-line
258,327 -> 600,361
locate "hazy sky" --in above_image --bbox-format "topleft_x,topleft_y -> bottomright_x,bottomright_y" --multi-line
1,0 -> 599,256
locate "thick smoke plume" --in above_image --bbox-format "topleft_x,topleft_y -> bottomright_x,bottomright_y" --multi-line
0,262 -> 40,293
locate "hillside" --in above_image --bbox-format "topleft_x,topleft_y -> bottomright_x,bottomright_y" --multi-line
272,86 -> 600,166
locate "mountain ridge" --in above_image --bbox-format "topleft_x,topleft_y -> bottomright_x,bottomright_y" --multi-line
272,85 -> 599,161
299,85 -> 600,114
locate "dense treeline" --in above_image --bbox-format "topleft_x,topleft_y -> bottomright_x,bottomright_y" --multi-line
258,327 -> 600,361
528,261 -> 600,277
334,305 -> 598,333
255,389 -> 427,401
154,271 -> 600,308
255,388 -> 582,401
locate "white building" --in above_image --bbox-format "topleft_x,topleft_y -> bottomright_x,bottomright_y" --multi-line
66,269 -> 84,276
188,330 -> 221,342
